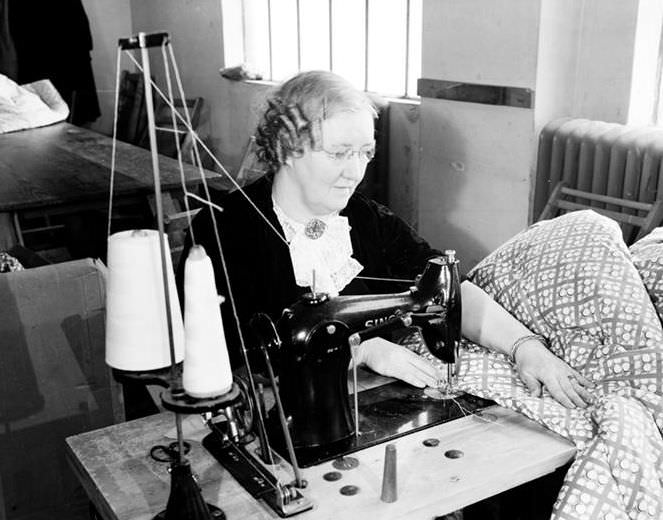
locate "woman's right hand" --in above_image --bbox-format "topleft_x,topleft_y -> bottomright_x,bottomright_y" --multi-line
514,339 -> 595,408
353,337 -> 439,388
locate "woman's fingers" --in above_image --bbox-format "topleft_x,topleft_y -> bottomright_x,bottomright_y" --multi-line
398,372 -> 428,388
543,372 -> 594,409
360,338 -> 439,388
407,352 -> 438,377
557,375 -> 588,408
521,373 -> 543,397
569,376 -> 595,405
405,355 -> 438,387
569,369 -> 595,389
543,377 -> 576,408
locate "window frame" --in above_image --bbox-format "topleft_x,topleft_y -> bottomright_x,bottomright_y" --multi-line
221,0 -> 422,99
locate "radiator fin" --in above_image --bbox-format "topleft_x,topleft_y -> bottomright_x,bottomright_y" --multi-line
534,118 -> 663,241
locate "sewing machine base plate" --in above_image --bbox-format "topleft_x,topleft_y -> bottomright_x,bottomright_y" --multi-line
202,382 -> 493,516
289,382 -> 495,467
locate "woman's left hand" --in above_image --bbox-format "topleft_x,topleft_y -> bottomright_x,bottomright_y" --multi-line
514,339 -> 595,408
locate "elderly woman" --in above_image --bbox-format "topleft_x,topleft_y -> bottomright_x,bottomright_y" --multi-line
182,70 -> 593,408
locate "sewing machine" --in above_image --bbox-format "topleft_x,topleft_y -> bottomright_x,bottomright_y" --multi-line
201,252 -> 494,516
265,253 -> 463,461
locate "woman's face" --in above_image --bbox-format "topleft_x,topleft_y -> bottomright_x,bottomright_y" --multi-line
286,109 -> 375,216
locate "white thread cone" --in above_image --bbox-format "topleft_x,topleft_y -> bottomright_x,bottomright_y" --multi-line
183,245 -> 233,398
105,229 -> 185,370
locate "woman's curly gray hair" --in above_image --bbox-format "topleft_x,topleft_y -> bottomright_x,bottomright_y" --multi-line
254,70 -> 378,174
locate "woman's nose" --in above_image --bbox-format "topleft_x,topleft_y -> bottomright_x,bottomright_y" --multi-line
342,155 -> 365,180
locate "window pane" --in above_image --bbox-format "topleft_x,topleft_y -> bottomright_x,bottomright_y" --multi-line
221,0 -> 244,67
300,0 -> 331,71
367,0 -> 407,96
244,0 -> 270,78
331,0 -> 366,90
407,0 -> 422,97
270,0 -> 299,81
224,0 -> 421,99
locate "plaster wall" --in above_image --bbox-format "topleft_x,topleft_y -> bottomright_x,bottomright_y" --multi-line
129,0 -> 244,171
418,0 -> 649,271
418,0 -> 540,269
82,0 -> 132,135
628,0 -> 663,125
569,0 -> 640,124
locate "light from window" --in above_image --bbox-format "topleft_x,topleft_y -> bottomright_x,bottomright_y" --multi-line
221,0 -> 422,98
654,17 -> 663,125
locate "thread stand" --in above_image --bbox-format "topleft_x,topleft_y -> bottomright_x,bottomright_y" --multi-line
153,459 -> 225,520
150,384 -> 242,520
112,364 -> 182,389
161,383 -> 241,414
110,31 -> 232,520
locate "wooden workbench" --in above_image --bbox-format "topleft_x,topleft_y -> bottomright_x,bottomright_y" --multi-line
65,393 -> 575,520
0,122 -> 231,249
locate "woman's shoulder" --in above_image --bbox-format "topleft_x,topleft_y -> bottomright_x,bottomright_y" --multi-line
192,175 -> 273,240
216,174 -> 273,212
345,190 -> 398,222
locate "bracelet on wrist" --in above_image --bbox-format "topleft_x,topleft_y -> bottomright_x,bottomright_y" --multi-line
509,334 -> 547,362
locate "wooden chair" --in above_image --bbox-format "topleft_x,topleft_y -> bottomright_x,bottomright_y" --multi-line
539,181 -> 663,243
117,71 -> 148,146
140,97 -> 204,165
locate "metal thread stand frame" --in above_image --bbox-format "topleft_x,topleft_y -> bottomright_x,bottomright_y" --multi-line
116,30 -> 313,520
118,31 -> 223,520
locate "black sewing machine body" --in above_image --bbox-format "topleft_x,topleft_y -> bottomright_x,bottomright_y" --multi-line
262,255 -> 462,459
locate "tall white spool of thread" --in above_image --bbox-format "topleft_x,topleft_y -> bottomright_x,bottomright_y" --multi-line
183,245 -> 233,397
105,229 -> 185,370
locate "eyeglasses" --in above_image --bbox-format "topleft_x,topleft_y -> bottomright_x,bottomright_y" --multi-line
321,146 -> 376,163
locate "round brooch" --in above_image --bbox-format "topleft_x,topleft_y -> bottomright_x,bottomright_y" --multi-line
304,218 -> 326,239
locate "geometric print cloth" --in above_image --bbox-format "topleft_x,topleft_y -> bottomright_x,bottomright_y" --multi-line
453,211 -> 663,520
630,226 -> 663,321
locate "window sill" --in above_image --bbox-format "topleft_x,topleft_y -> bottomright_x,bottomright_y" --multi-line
220,75 -> 421,107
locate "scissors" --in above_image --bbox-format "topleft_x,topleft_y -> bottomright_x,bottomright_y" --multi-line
149,441 -> 192,463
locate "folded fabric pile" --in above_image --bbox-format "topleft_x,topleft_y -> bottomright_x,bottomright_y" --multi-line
0,251 -> 23,272
0,73 -> 69,134
454,210 -> 663,520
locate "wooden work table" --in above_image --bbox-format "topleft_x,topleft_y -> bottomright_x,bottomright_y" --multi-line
65,377 -> 575,520
0,122 -> 230,249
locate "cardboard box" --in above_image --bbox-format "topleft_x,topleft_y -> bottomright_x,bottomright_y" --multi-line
0,259 -> 123,519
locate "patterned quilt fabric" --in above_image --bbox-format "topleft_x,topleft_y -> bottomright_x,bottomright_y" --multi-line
453,210 -> 663,520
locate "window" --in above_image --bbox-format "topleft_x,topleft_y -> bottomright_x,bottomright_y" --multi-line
655,22 -> 663,125
221,0 -> 422,98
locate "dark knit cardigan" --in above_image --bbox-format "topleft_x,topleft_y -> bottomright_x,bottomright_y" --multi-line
178,175 -> 441,368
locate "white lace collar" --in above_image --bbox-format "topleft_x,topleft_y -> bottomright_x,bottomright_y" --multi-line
272,199 -> 363,296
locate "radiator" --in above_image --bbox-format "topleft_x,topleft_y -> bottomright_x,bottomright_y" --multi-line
533,118 -> 663,226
